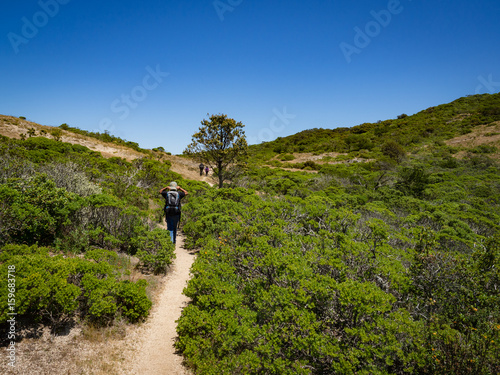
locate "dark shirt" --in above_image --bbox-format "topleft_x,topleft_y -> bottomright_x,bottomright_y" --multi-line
161,190 -> 186,215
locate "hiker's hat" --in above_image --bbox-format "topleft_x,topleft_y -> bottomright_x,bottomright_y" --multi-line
168,181 -> 178,190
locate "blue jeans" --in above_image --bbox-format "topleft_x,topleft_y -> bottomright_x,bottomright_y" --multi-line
165,214 -> 181,244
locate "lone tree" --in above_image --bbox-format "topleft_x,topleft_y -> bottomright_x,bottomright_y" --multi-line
185,114 -> 247,188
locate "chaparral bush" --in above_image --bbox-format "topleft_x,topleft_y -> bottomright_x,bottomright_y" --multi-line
177,164 -> 500,374
0,244 -> 152,326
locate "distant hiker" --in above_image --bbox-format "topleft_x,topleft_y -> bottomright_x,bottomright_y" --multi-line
205,166 -> 209,176
199,163 -> 204,176
159,182 -> 188,245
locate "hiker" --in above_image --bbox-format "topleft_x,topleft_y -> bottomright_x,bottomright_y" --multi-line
205,165 -> 209,176
159,181 -> 188,245
199,163 -> 204,176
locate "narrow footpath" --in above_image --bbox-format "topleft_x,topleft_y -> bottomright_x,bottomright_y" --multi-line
125,171 -> 213,375
129,232 -> 195,375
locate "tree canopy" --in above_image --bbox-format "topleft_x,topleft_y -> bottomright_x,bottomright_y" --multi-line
184,114 -> 247,188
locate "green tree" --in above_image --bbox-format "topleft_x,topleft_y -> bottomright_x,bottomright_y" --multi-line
50,128 -> 63,141
381,140 -> 406,163
185,114 -> 247,188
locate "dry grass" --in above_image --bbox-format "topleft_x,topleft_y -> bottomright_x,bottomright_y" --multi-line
446,121 -> 500,160
270,151 -> 347,163
0,324 -> 128,375
0,293 -> 164,375
0,251 -> 166,375
0,115 -> 147,162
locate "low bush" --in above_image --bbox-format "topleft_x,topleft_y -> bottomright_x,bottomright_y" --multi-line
177,175 -> 500,374
278,153 -> 295,161
0,175 -> 82,246
135,228 -> 176,274
0,244 -> 152,327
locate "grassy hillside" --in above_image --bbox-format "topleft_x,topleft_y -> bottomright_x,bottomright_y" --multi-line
248,93 -> 500,167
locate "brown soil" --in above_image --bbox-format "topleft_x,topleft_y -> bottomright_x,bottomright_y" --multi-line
123,232 -> 195,375
0,115 -> 145,161
445,121 -> 500,159
266,152 -> 374,173
163,154 -> 217,185
270,151 -> 347,163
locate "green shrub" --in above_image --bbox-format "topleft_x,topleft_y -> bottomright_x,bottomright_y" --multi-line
471,144 -> 497,154
381,140 -> 406,163
0,244 -> 49,260
177,169 -> 500,374
85,248 -> 119,264
135,228 -> 175,274
82,274 -> 118,325
116,279 -> 152,322
279,153 -> 295,161
396,166 -> 430,198
0,175 -> 82,246
0,244 -> 152,327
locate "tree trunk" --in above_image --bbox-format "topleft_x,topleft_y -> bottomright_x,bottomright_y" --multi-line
218,161 -> 223,188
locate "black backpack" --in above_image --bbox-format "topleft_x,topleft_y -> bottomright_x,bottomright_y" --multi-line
164,191 -> 181,215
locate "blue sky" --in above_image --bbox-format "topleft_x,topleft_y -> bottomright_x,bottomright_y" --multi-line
1,0 -> 499,154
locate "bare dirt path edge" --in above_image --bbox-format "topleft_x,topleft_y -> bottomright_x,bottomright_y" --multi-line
125,232 -> 195,375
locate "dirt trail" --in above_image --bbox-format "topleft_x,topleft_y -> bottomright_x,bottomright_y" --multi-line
125,171 -> 213,374
127,232 -> 195,375
165,155 -> 217,186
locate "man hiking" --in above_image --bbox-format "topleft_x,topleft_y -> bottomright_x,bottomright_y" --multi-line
205,165 -> 209,176
159,181 -> 188,245
199,163 -> 204,176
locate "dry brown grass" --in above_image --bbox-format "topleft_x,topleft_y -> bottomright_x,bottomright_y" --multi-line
0,115 -> 147,162
446,121 -> 500,159
0,324 -> 128,375
0,252 -> 166,375
270,151 -> 347,163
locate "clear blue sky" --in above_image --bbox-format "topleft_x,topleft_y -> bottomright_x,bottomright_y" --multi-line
1,0 -> 499,154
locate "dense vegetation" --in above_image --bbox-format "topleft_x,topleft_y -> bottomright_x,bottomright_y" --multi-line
0,135 -> 204,329
178,166 -> 499,373
248,93 -> 500,166
176,94 -> 500,374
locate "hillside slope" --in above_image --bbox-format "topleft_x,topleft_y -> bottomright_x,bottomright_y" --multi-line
0,115 -> 146,161
248,93 -> 500,166
0,115 -> 217,185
